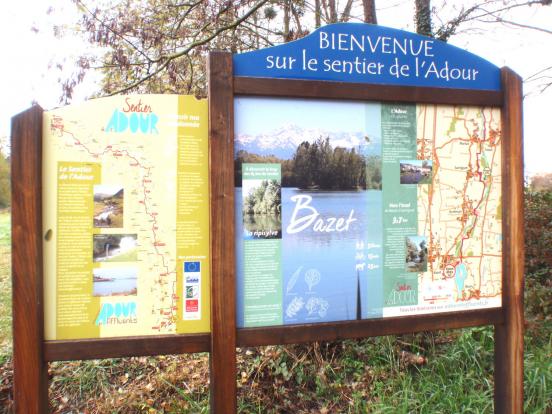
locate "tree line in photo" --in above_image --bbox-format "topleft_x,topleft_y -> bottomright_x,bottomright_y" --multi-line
243,179 -> 281,216
235,137 -> 382,191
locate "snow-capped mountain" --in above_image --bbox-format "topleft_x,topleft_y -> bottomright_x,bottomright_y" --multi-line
236,124 -> 381,160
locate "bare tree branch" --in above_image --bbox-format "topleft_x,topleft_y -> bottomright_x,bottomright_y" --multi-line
290,3 -> 304,37
463,0 -> 550,23
340,0 -> 354,22
526,65 -> 552,82
108,0 -> 270,95
482,15 -> 552,35
171,0 -> 204,36
75,0 -> 153,63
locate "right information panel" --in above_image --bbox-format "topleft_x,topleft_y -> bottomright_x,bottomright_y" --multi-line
234,97 -> 502,328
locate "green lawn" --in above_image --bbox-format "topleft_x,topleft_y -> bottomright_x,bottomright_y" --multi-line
0,208 -> 550,413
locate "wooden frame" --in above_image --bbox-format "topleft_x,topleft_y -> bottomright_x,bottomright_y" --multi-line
494,67 -> 524,414
208,53 -> 524,413
12,106 -> 48,414
11,106 -> 214,413
208,51 -> 238,412
10,57 -> 523,413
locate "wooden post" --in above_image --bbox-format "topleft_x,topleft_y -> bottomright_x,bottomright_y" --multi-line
494,67 -> 524,413
208,52 -> 237,413
11,105 -> 49,413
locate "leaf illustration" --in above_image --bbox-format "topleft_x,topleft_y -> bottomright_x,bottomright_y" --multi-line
286,266 -> 303,295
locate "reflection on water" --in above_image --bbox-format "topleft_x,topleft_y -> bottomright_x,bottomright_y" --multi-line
281,189 -> 368,325
282,189 -> 367,246
236,187 -> 383,327
243,214 -> 282,239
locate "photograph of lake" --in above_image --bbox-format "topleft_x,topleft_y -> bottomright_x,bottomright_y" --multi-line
93,267 -> 138,297
234,97 -> 383,327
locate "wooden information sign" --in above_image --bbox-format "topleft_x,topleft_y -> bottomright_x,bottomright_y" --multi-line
12,96 -> 212,413
11,23 -> 523,413
209,23 -> 523,413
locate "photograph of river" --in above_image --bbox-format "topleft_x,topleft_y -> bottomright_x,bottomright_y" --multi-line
400,160 -> 432,184
93,234 -> 138,262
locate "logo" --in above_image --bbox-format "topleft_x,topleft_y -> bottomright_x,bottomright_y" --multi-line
396,283 -> 412,291
186,286 -> 199,299
386,284 -> 417,306
185,299 -> 199,312
184,261 -> 200,272
95,302 -> 138,325
105,97 -> 159,134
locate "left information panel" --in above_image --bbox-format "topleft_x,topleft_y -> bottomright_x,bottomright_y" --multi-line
42,95 -> 210,340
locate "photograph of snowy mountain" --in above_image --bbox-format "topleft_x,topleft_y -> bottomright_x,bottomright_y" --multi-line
234,97 -> 382,190
236,123 -> 380,160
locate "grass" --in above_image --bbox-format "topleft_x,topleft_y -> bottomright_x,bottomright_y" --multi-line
0,210 -> 11,359
235,331 -> 497,413
0,208 -> 550,413
48,354 -> 210,413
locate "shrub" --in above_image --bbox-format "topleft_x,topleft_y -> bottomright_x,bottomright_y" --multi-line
0,155 -> 9,209
524,189 -> 552,282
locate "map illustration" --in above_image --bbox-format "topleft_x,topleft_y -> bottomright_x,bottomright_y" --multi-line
43,95 -> 210,340
414,105 -> 502,313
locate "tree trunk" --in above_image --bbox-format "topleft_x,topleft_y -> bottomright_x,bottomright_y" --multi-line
340,0 -> 354,22
362,0 -> 377,24
314,0 -> 321,28
328,0 -> 338,23
283,0 -> 291,41
415,0 -> 432,36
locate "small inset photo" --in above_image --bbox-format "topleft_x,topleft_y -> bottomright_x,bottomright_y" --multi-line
93,267 -> 137,297
242,178 -> 282,240
93,234 -> 137,262
93,185 -> 124,228
400,160 -> 432,185
405,235 -> 428,272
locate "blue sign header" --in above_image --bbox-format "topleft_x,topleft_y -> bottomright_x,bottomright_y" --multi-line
233,23 -> 500,91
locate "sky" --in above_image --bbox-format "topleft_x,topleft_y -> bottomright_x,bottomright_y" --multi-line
1,0 -> 551,177
235,97 -> 381,138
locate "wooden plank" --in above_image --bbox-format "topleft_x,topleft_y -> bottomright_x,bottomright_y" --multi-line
11,106 -> 49,414
44,333 -> 210,361
208,51 -> 237,414
494,67 -> 524,414
234,77 -> 503,106
237,308 -> 504,347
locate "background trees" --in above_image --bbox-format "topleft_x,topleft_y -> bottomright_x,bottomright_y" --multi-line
62,0 -> 377,99
235,137 -> 369,190
291,138 -> 367,190
57,0 -> 551,101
